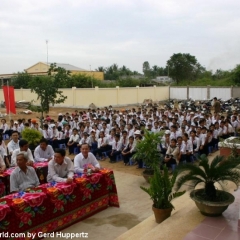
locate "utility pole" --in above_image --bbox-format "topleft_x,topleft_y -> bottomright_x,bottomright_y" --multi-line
46,40 -> 49,66
90,65 -> 93,88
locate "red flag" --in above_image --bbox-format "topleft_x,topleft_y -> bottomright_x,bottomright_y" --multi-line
2,86 -> 16,114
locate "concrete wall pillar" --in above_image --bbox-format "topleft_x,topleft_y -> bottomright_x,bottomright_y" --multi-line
153,85 -> 156,101
136,86 -> 139,104
207,85 -> 210,99
95,86 -> 99,106
72,87 -> 76,106
116,86 -> 119,105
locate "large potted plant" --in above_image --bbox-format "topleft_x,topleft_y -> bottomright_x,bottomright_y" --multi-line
21,128 -> 43,151
141,165 -> 185,223
175,155 -> 240,216
133,130 -> 163,182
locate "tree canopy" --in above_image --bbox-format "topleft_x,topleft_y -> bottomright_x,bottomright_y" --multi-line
29,75 -> 67,121
167,53 -> 204,84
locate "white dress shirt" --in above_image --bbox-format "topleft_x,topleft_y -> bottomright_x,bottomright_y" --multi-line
34,145 -> 54,162
112,140 -> 122,151
47,157 -> 74,183
10,166 -> 40,192
11,148 -> 34,166
69,134 -> 80,142
7,140 -> 20,154
74,152 -> 100,174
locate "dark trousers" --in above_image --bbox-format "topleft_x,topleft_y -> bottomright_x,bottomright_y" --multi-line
93,145 -> 112,157
68,142 -> 78,154
122,152 -> 134,164
164,158 -> 176,168
108,150 -> 121,162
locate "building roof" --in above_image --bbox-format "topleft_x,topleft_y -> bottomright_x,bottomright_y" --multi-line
47,63 -> 88,71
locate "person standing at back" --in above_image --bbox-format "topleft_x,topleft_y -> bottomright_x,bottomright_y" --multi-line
213,97 -> 221,114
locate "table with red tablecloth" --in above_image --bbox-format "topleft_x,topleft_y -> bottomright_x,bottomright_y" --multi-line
0,169 -> 119,240
0,162 -> 49,197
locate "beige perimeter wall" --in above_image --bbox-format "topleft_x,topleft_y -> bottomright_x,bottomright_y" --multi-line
0,86 -> 169,108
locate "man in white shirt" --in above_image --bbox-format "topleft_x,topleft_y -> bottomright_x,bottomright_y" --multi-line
7,131 -> 20,155
11,139 -> 34,167
10,152 -> 39,192
74,143 -> 100,174
34,138 -> 54,162
47,149 -> 74,183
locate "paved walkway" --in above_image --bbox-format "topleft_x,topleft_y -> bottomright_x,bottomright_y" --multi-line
184,188 -> 240,240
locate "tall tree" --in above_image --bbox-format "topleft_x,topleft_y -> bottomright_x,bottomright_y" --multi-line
167,53 -> 202,84
11,72 -> 33,89
47,63 -> 71,88
29,75 -> 67,124
143,61 -> 151,78
231,64 -> 240,84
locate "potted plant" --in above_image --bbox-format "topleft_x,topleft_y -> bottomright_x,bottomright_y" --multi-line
141,165 -> 185,223
133,130 -> 163,182
175,154 -> 240,216
21,128 -> 43,151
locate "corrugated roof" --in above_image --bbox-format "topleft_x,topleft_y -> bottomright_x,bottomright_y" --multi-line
46,63 -> 88,71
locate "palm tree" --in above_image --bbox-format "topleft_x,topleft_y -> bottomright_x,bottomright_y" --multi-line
175,155 -> 240,201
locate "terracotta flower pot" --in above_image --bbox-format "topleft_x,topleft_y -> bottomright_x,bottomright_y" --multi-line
190,189 -> 235,217
152,205 -> 172,223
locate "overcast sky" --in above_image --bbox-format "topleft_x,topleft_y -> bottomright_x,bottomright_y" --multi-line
1,0 -> 240,74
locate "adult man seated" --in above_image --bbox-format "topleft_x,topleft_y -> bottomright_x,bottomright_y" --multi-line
34,138 -> 54,162
0,155 -> 6,173
10,152 -> 40,192
11,139 -> 34,167
47,148 -> 74,183
74,143 -> 100,174
7,130 -> 19,155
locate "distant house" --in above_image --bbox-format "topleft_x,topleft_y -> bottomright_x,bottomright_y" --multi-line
0,62 -> 104,81
25,62 -> 104,80
152,76 -> 173,85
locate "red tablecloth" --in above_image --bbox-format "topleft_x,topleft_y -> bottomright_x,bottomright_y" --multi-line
0,162 -> 49,197
0,169 -> 119,240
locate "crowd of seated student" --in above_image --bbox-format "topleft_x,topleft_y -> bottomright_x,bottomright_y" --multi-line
0,105 -> 239,176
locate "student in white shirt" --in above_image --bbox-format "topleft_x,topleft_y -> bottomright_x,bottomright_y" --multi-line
64,125 -> 72,145
11,139 -> 34,167
93,131 -> 111,159
67,128 -> 80,154
121,136 -> 135,166
89,129 -> 98,152
34,138 -> 54,162
78,132 -> 91,147
182,133 -> 193,163
74,143 -> 100,174
0,119 -> 8,135
177,136 -> 186,163
120,130 -> 128,150
43,124 -> 53,141
108,134 -> 122,163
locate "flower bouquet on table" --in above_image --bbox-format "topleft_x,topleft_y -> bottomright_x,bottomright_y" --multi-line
83,164 -> 100,175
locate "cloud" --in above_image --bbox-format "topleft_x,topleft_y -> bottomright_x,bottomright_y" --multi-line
0,0 -> 240,74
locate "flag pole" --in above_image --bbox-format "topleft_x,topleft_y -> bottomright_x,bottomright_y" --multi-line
7,80 -> 11,121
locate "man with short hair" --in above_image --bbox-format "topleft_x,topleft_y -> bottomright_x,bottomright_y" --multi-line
10,152 -> 40,192
34,138 -> 54,162
74,143 -> 100,174
7,131 -> 19,155
47,149 -> 74,183
11,139 -> 34,166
